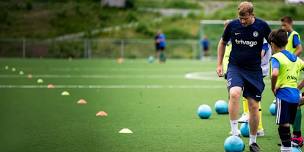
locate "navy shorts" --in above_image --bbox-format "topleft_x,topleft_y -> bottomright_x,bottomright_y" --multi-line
276,98 -> 298,125
226,65 -> 265,101
156,46 -> 165,51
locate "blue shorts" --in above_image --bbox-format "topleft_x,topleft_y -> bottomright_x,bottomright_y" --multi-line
276,98 -> 298,125
226,65 -> 265,101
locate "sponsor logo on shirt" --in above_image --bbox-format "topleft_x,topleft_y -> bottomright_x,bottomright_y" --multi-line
253,31 -> 259,37
235,39 -> 258,47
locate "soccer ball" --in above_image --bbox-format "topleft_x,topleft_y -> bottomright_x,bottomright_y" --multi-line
197,104 -> 212,119
292,147 -> 302,152
147,56 -> 155,63
224,136 -> 245,152
269,103 -> 276,116
240,123 -> 249,137
215,100 -> 228,114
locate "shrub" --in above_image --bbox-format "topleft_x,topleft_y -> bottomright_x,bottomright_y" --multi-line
126,12 -> 138,22
164,28 -> 193,39
135,22 -> 153,36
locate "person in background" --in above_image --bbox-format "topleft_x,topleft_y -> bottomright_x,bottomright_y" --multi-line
155,30 -> 166,63
201,35 -> 210,59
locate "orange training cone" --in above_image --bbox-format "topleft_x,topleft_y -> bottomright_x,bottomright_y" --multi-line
77,99 -> 87,105
96,111 -> 108,117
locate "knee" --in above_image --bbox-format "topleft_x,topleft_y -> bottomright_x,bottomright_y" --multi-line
230,90 -> 241,101
249,102 -> 259,112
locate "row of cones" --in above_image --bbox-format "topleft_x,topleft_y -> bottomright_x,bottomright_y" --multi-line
4,65 -> 132,134
5,66 -> 25,75
61,93 -> 132,133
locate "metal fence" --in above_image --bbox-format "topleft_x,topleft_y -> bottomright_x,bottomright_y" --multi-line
0,38 -> 201,59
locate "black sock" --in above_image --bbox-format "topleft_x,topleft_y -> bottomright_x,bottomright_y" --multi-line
293,131 -> 302,138
278,126 -> 291,147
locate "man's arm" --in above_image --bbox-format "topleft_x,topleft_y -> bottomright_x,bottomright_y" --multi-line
264,23 -> 272,44
217,38 -> 226,77
294,44 -> 302,56
293,34 -> 302,56
298,60 -> 304,90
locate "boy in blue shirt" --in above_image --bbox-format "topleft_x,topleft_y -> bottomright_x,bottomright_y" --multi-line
270,29 -> 304,151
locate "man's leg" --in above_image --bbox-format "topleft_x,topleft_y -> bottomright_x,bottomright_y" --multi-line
240,98 -> 264,136
247,97 -> 260,144
229,86 -> 242,136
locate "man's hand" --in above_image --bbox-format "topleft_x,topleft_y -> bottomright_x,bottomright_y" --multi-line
217,65 -> 223,77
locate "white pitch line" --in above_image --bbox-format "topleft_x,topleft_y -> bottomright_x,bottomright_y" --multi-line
0,84 -> 226,89
0,74 -> 182,79
0,72 -> 223,81
48,67 -> 207,72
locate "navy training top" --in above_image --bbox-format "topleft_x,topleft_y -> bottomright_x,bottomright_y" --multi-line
222,18 -> 271,71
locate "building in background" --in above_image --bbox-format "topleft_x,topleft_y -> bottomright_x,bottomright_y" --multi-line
101,0 -> 126,8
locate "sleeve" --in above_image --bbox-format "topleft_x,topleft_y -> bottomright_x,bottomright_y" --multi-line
263,23 -> 272,43
222,22 -> 231,42
262,43 -> 269,53
293,34 -> 301,48
271,57 -> 280,70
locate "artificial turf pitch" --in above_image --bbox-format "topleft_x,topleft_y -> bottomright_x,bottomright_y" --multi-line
0,58 -> 302,152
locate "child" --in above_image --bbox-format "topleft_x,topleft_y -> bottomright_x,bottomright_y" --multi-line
270,29 -> 304,151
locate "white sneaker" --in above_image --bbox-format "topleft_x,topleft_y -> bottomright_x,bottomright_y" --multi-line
238,113 -> 249,123
229,130 -> 241,137
257,129 -> 265,137
280,146 -> 291,152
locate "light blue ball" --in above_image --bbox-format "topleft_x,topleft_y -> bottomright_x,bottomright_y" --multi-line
147,56 -> 155,63
197,104 -> 212,119
269,103 -> 276,116
215,100 -> 228,114
240,123 -> 249,137
224,136 -> 245,152
292,147 -> 302,152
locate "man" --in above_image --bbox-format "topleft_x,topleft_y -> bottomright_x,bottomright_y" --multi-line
281,16 -> 303,146
201,35 -> 210,58
154,30 -> 166,63
223,20 -> 268,137
270,29 -> 304,152
216,2 -> 271,151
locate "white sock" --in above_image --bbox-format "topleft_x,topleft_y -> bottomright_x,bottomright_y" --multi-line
230,120 -> 238,135
249,134 -> 257,145
280,146 -> 291,152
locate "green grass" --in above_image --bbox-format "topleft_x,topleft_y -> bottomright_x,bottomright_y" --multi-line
0,58 -> 302,152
